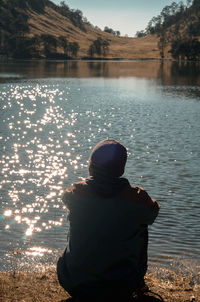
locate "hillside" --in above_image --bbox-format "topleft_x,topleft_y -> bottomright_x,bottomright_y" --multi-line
0,0 -> 160,59
138,0 -> 200,60
28,7 -> 159,59
1,0 -> 200,61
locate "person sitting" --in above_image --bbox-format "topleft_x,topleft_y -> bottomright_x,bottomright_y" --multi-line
57,139 -> 160,301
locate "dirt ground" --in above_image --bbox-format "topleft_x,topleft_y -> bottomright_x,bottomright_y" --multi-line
0,268 -> 199,302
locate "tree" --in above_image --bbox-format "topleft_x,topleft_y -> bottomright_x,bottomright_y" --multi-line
58,1 -> 86,31
60,1 -> 69,10
186,0 -> 192,7
26,0 -> 46,12
82,16 -> 91,26
29,35 -> 42,57
187,21 -> 200,36
88,38 -> 110,57
93,38 -> 103,55
88,44 -> 95,57
102,40 -> 110,56
157,28 -> 168,59
192,0 -> 200,9
104,26 -> 120,36
170,38 -> 200,60
0,1 -> 30,57
104,26 -> 115,35
68,42 -> 80,57
135,30 -> 146,38
58,36 -> 68,55
4,36 -> 40,58
10,14 -> 29,37
41,34 -> 57,57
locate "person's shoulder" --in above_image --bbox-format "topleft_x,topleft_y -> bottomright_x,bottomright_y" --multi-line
62,180 -> 93,203
64,180 -> 88,194
119,184 -> 159,209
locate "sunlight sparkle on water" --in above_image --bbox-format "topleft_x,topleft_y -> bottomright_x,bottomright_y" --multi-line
15,215 -> 21,223
0,83 -> 70,251
25,225 -> 34,236
4,210 -> 12,217
25,247 -> 52,257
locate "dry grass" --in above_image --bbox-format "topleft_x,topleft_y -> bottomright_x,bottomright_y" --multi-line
0,268 -> 199,302
27,5 -> 163,60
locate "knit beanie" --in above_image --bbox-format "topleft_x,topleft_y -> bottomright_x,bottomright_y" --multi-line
89,139 -> 127,177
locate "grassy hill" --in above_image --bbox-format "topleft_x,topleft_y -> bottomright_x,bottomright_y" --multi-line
2,0 -> 199,61
0,0 -> 160,60
27,2 -> 160,59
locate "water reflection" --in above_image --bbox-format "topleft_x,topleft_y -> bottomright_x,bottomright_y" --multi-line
158,61 -> 200,87
1,60 -> 200,85
1,60 -> 200,101
87,61 -> 109,77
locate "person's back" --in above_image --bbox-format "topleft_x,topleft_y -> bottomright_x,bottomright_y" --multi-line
57,139 -> 159,301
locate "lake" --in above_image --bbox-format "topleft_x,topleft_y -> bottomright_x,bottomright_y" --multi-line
0,60 -> 200,275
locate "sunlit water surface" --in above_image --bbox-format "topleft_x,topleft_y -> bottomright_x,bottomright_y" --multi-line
0,60 -> 200,275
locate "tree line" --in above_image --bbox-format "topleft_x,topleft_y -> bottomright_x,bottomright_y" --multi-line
0,0 -> 110,59
136,0 -> 200,61
104,26 -> 121,37
55,1 -> 87,32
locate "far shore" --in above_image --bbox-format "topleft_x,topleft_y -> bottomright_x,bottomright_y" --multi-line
0,55 -> 161,62
1,56 -> 200,64
0,267 -> 199,302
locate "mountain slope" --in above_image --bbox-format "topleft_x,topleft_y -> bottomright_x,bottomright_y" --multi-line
27,1 -> 159,59
0,0 -> 160,59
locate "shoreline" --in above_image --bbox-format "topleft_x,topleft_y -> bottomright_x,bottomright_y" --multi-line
0,268 -> 199,301
0,56 -> 161,62
1,57 -> 200,65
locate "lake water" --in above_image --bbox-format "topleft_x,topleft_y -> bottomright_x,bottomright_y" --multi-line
0,60 -> 200,275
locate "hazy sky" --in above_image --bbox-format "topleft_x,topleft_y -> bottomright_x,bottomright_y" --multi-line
52,0 -> 187,37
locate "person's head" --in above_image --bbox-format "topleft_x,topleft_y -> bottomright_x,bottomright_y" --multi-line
88,139 -> 127,178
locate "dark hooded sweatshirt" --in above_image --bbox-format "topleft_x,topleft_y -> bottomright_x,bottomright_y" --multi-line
57,179 -> 159,293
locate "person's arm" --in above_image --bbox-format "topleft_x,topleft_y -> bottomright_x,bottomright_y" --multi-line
136,187 -> 160,225
62,181 -> 90,207
62,184 -> 75,207
62,190 -> 69,206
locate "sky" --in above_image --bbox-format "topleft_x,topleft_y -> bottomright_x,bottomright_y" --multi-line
52,0 -> 188,37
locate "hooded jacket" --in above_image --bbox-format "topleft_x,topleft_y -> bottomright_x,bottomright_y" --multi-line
57,179 -> 159,292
